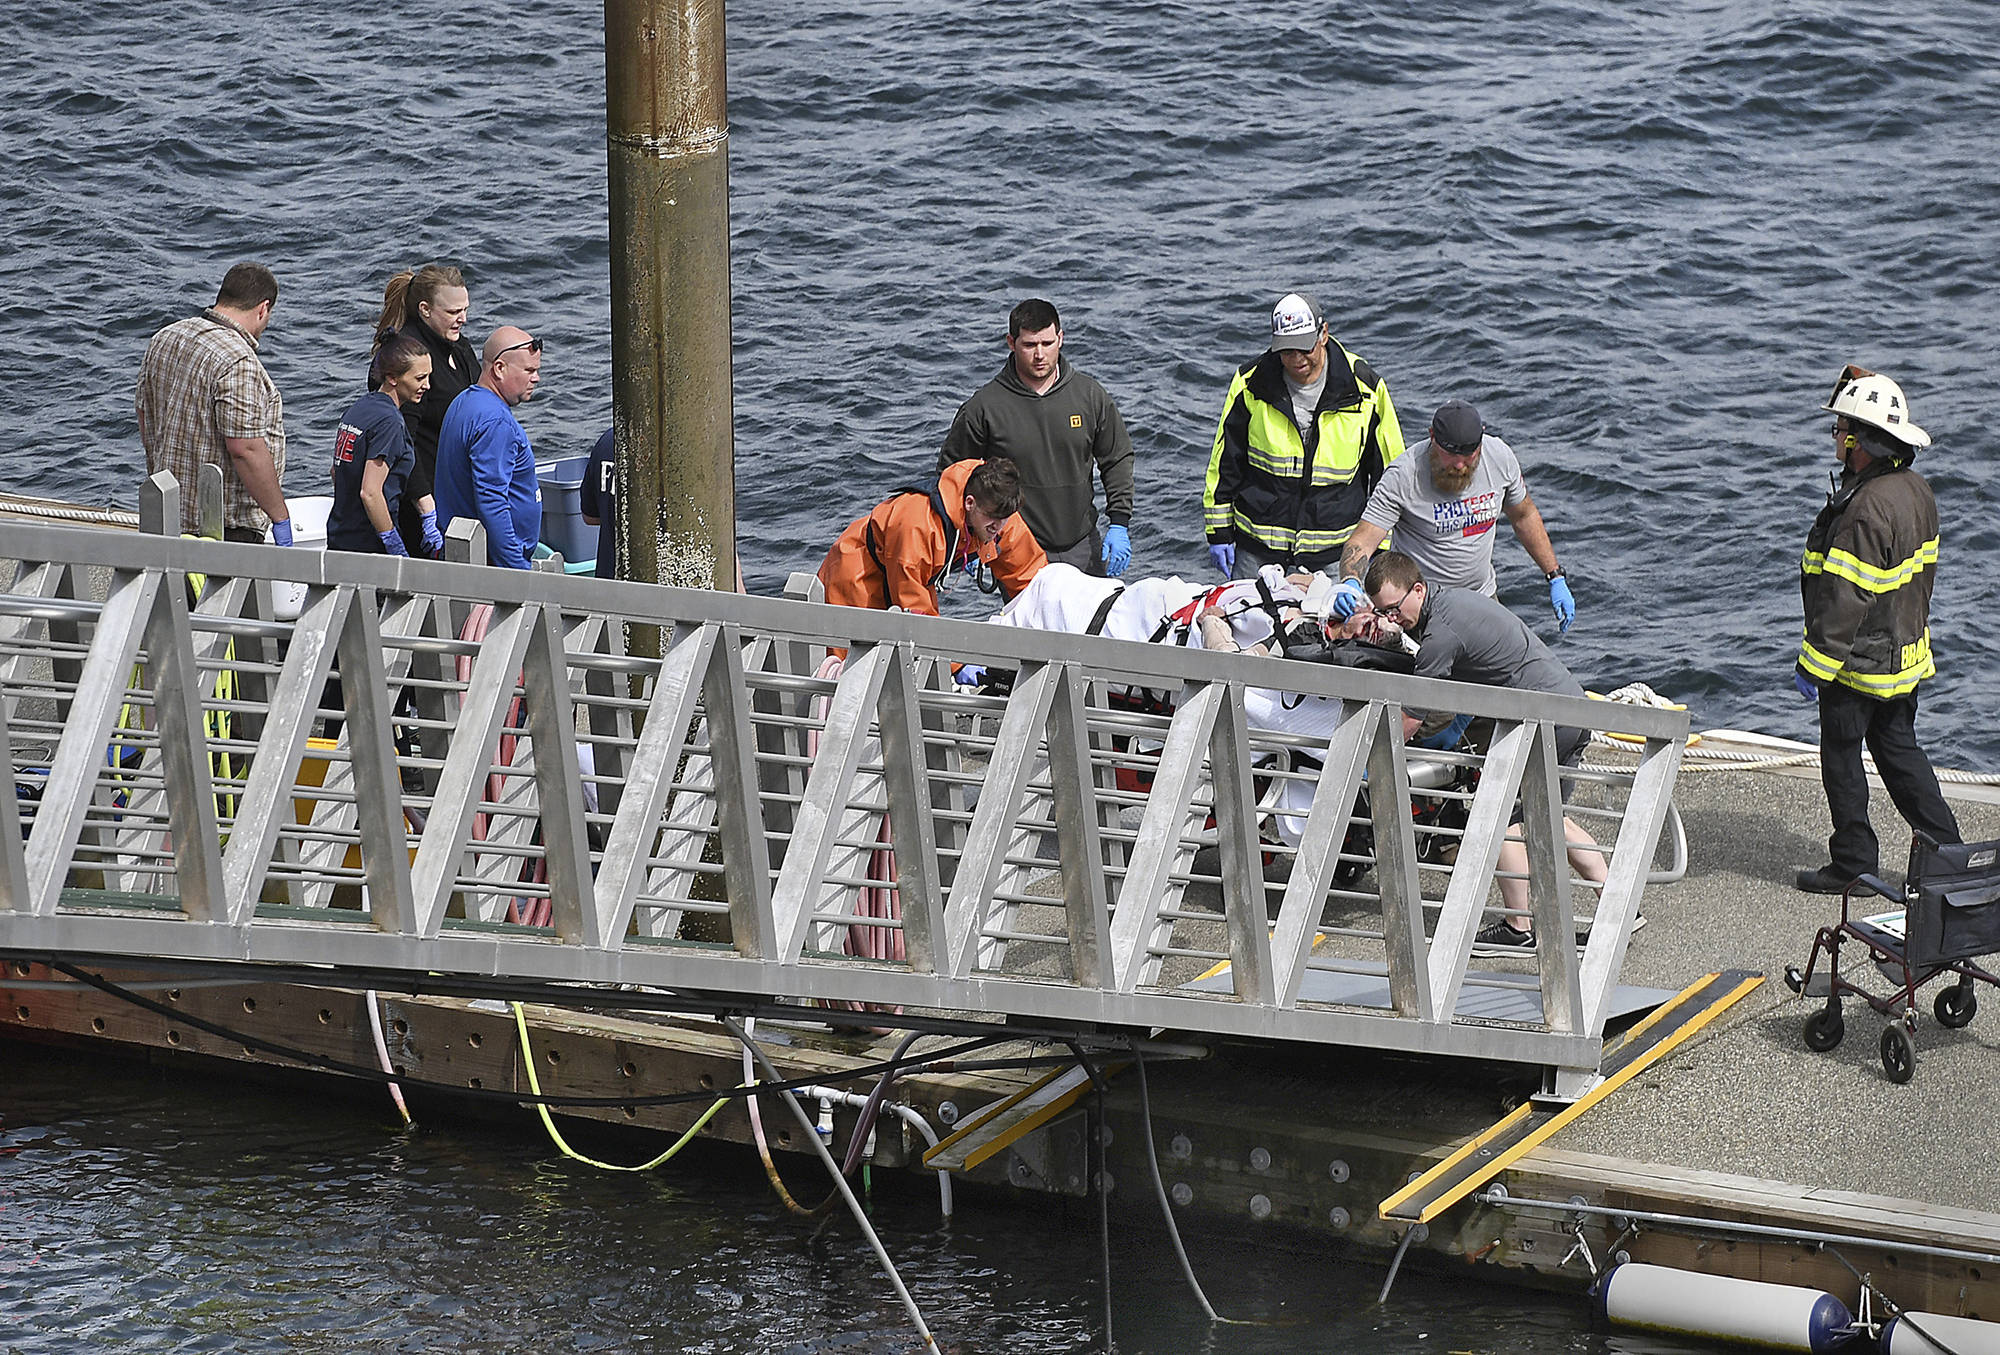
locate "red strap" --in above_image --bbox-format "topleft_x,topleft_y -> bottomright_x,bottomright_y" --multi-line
1167,582 -> 1239,629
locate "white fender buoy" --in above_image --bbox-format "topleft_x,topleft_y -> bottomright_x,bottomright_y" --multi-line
1598,1263 -> 1852,1353
1882,1312 -> 2000,1355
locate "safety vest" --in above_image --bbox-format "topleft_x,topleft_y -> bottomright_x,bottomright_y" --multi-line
1203,344 -> 1404,563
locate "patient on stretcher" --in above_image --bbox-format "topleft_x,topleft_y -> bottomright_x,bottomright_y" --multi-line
982,564 -> 1461,849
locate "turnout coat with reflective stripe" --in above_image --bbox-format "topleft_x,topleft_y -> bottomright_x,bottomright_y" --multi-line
1798,460 -> 1940,699
1203,343 -> 1404,562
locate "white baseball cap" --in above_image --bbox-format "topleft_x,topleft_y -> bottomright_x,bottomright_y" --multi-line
1270,292 -> 1324,352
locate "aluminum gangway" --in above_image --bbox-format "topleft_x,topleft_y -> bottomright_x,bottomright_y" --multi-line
0,491 -> 1687,1094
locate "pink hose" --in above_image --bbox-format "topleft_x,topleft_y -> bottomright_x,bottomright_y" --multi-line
456,603 -> 551,927
811,656 -> 904,1011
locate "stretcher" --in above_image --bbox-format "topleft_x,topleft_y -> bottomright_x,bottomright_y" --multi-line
1785,832 -> 2000,1083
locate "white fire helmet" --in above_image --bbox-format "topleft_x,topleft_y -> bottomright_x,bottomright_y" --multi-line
1823,368 -> 1930,448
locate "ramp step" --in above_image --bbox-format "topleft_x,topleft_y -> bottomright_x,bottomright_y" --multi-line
1378,968 -> 1764,1224
922,1062 -> 1099,1174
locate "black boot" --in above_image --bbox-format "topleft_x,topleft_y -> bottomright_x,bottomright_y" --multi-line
1794,865 -> 1857,895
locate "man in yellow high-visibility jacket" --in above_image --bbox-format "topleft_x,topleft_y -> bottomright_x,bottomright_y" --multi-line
1202,292 -> 1404,579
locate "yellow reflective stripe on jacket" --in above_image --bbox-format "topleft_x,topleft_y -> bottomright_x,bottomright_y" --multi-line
1797,636 -> 1844,684
1799,630 -> 1936,697
1243,400 -> 1305,478
1289,522 -> 1362,553
1227,511 -> 1363,555
1835,629 -> 1935,697
1800,536 -> 1939,594
1240,397 -> 1370,485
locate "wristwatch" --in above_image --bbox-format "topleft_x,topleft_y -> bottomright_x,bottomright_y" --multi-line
1545,567 -> 1565,581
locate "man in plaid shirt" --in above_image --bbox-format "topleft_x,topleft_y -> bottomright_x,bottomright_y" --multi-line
136,262 -> 293,543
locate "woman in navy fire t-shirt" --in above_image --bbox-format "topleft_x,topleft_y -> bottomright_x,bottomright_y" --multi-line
327,332 -> 434,554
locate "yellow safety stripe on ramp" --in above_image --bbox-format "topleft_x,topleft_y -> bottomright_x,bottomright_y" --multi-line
1193,930 -> 1324,984
1377,968 -> 1763,1224
922,1061 -> 1117,1174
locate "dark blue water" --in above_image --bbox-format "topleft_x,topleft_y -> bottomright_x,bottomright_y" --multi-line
2,0 -> 1997,775
1,1044 -> 1716,1354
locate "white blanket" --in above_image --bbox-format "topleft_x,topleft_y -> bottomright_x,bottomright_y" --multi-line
989,564 -> 1358,846
991,563 -> 1290,651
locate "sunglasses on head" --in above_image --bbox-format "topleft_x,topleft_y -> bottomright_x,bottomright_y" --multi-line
497,336 -> 543,356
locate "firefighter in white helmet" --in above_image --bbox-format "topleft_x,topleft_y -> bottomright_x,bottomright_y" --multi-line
1793,366 -> 1961,894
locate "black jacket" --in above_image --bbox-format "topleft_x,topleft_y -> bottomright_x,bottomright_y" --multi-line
1203,344 -> 1404,567
1798,458 -> 1940,699
396,322 -> 479,553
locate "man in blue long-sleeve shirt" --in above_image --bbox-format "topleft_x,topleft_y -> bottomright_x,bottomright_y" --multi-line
435,326 -> 544,568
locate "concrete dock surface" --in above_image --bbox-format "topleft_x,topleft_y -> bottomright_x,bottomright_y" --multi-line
907,729 -> 2000,1271
1541,747 -> 2000,1207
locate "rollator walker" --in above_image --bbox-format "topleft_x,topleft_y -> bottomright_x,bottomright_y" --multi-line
1786,832 -> 2000,1083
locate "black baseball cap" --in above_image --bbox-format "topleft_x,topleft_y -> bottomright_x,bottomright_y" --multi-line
1430,400 -> 1484,456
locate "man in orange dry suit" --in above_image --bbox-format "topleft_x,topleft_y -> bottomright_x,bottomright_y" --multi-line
817,456 -> 1048,620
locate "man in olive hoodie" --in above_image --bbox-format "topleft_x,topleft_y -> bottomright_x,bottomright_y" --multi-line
938,298 -> 1136,577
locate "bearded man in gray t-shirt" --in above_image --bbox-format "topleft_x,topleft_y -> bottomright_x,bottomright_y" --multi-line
1329,400 -> 1576,633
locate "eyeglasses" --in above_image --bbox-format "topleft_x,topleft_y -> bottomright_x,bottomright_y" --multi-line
1433,440 -> 1481,458
1374,588 -> 1416,617
497,336 -> 543,357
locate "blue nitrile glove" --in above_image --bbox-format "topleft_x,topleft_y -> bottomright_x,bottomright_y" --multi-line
269,518 -> 294,547
1549,575 -> 1576,633
1208,542 -> 1235,577
1101,524 -> 1131,576
420,510 -> 443,557
1794,670 -> 1818,702
955,664 -> 985,687
379,529 -> 410,557
1330,577 -> 1368,619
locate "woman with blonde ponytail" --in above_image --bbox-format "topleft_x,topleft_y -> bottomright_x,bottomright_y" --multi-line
374,264 -> 476,558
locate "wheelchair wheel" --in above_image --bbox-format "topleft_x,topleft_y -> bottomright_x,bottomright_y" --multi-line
1879,1023 -> 1915,1084
1934,981 -> 1977,1030
1802,1005 -> 1844,1053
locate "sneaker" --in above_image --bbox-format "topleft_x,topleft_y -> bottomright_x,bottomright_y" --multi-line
1794,865 -> 1857,895
1575,913 -> 1647,946
1474,919 -> 1537,954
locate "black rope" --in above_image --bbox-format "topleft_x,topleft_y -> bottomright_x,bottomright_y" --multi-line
1820,1243 -> 1973,1355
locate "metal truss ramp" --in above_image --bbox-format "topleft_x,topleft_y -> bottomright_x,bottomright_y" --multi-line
0,509 -> 1687,1088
